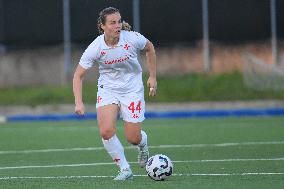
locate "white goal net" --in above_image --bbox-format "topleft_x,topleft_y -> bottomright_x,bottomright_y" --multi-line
243,54 -> 284,91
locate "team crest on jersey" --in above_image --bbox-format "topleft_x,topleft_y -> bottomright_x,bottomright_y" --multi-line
124,43 -> 130,50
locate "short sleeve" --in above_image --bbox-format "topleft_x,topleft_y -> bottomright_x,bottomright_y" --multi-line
131,31 -> 148,50
79,38 -> 100,69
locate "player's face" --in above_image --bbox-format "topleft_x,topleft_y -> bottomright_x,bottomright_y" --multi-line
102,13 -> 122,38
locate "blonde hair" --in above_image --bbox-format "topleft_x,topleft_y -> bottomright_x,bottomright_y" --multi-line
122,21 -> 132,31
97,7 -> 132,34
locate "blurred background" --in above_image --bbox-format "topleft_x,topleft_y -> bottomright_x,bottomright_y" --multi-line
0,0 -> 284,116
1,2 -> 284,187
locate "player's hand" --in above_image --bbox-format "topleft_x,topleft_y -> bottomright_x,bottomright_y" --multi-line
75,102 -> 85,115
147,76 -> 157,97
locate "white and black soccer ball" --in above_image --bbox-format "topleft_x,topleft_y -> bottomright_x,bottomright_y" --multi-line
145,154 -> 173,181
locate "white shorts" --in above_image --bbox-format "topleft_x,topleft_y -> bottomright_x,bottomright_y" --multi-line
96,88 -> 145,123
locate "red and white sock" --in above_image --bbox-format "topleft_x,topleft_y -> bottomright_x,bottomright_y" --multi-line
102,134 -> 130,170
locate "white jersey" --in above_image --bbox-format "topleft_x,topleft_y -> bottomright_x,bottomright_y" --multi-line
79,30 -> 148,94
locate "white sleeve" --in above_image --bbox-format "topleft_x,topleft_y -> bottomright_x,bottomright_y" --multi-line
131,32 -> 148,50
79,40 -> 100,69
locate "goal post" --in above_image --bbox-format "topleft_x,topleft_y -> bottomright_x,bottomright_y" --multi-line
243,53 -> 284,91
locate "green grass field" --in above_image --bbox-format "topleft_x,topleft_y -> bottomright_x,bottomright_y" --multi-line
0,117 -> 284,189
1,72 -> 284,106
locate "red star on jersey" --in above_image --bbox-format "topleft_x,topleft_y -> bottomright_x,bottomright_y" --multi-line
124,43 -> 130,50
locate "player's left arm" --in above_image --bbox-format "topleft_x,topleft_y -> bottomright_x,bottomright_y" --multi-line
143,40 -> 157,97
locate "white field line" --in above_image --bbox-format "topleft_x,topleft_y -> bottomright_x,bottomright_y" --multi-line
1,158 -> 284,170
1,172 -> 284,180
1,141 -> 284,155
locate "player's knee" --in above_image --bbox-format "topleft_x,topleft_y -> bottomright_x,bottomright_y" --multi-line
100,128 -> 115,140
126,135 -> 141,145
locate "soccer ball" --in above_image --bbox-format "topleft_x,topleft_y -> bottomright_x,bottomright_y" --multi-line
145,154 -> 173,181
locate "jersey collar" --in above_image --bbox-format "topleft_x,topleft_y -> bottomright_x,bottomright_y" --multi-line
102,31 -> 124,49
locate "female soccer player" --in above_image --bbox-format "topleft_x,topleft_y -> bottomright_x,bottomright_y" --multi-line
73,7 -> 157,180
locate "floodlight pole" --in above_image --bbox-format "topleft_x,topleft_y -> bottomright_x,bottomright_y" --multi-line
132,0 -> 140,32
270,0 -> 278,65
63,0 -> 72,83
132,0 -> 142,66
202,0 -> 210,73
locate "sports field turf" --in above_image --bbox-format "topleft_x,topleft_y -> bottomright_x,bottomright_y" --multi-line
0,117 -> 284,188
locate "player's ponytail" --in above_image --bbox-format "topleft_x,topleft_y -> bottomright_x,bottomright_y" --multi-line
122,21 -> 132,31
97,7 -> 132,34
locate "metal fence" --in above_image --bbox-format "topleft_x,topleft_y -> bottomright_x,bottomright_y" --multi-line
61,0 -> 282,75
0,0 -> 283,84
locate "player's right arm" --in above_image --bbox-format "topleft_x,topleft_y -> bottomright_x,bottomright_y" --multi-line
73,65 -> 88,115
73,37 -> 101,115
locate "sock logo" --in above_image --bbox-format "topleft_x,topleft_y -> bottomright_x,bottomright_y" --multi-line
113,158 -> 121,164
